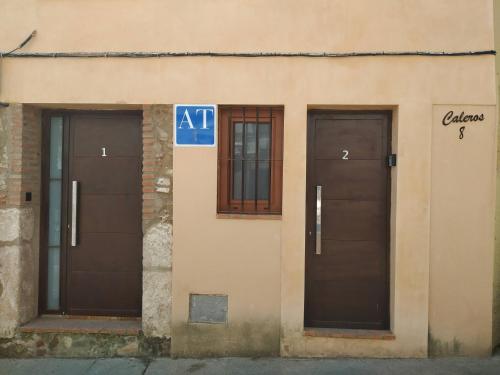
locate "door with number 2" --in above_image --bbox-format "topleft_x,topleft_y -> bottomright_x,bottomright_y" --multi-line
305,111 -> 391,330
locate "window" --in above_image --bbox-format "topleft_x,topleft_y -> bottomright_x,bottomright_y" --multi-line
218,106 -> 284,214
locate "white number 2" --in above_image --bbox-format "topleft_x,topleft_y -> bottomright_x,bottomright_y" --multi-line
342,150 -> 349,160
101,147 -> 107,157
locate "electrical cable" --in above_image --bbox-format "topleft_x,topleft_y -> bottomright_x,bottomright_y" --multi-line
0,49 -> 495,59
1,30 -> 37,57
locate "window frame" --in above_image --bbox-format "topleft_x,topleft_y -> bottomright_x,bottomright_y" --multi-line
217,106 -> 284,215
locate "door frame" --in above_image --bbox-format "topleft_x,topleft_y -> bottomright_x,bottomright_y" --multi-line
304,109 -> 393,330
38,110 -> 143,315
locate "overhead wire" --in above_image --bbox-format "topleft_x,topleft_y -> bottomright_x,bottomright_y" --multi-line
0,50 -> 496,58
0,30 -> 495,59
1,30 -> 37,56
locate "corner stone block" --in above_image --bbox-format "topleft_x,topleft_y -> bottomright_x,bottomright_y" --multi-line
0,208 -> 34,243
143,222 -> 172,270
0,208 -> 22,243
20,208 -> 34,242
142,270 -> 172,338
0,245 -> 22,338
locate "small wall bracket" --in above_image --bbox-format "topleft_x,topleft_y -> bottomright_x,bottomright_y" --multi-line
388,154 -> 397,167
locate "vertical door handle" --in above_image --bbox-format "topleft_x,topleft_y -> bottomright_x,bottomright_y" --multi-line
316,185 -> 322,255
71,180 -> 78,247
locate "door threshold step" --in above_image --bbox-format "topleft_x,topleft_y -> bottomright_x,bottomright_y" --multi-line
3,317 -> 170,357
19,316 -> 142,335
304,327 -> 395,340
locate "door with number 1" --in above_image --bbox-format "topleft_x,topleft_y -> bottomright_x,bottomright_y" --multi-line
41,112 -> 142,316
305,111 -> 391,330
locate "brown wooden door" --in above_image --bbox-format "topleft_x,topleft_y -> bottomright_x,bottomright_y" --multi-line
65,112 -> 142,316
305,111 -> 391,330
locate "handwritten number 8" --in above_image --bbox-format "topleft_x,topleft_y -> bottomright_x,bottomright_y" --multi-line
459,126 -> 465,140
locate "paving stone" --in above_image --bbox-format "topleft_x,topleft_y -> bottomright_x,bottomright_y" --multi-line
144,357 -> 500,375
0,358 -> 94,375
2,356 -> 500,375
86,358 -> 146,375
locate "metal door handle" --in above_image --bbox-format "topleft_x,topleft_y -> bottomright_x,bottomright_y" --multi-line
71,180 -> 78,247
316,185 -> 322,255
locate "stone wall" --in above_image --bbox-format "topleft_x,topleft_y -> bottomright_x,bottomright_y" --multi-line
0,332 -> 170,358
142,105 -> 173,338
0,104 -> 21,206
0,104 -> 41,338
0,104 -> 173,342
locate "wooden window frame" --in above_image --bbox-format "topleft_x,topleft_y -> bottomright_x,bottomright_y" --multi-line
217,106 -> 284,215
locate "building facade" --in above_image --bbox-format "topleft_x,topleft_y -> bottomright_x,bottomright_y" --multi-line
0,0 -> 497,358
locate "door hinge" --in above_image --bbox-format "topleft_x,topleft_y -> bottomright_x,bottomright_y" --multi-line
388,154 -> 397,167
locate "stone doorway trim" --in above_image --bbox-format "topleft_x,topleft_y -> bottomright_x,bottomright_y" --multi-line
0,104 -> 173,344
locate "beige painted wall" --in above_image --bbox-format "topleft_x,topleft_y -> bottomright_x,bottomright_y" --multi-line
171,149 -> 282,356
0,0 -> 496,357
0,1 -> 493,54
494,0 -> 500,350
430,105 -> 496,356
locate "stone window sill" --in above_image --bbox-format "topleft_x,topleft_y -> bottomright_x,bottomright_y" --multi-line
304,328 -> 395,340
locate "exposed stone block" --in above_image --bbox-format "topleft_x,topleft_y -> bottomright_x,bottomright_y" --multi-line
18,243 -> 37,324
20,208 -> 34,242
0,200 -> 35,244
0,332 -> 170,358
0,208 -> 22,242
142,270 -> 172,338
0,246 -> 22,338
143,222 -> 172,270
0,105 -> 41,339
142,105 -> 173,340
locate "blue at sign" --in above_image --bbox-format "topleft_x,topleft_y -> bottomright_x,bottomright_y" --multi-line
174,104 -> 217,147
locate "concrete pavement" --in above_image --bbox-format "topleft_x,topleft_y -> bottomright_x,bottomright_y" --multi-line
1,356 -> 500,375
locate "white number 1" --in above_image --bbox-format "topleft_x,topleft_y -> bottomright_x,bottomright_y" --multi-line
101,147 -> 107,157
342,150 -> 349,160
